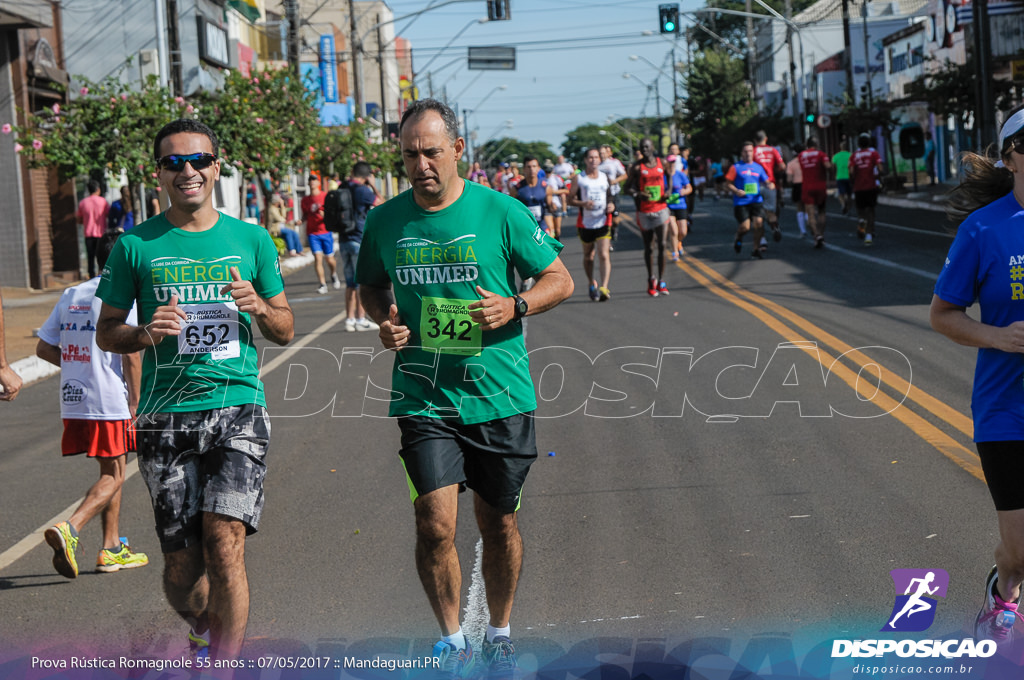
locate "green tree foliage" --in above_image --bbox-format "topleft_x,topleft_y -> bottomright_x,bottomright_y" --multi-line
5,65 -> 399,200
691,0 -> 817,51
683,49 -> 757,157
904,57 -> 1015,127
311,118 -> 402,180
476,138 -> 555,169
8,74 -> 178,187
199,67 -> 322,181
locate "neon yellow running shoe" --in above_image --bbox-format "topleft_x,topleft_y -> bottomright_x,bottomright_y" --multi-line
44,521 -> 79,579
96,538 -> 149,572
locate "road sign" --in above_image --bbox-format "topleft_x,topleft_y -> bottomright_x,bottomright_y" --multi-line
468,46 -> 516,70
816,113 -> 832,129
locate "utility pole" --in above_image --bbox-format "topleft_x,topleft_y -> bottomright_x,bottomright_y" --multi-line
284,0 -> 299,72
166,0 -> 183,95
861,2 -> 872,112
349,0 -> 363,118
841,0 -> 855,106
973,0 -> 996,147
746,0 -> 758,103
154,0 -> 169,88
785,0 -> 800,143
377,13 -> 387,129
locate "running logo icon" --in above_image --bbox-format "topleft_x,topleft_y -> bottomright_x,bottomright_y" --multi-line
882,569 -> 949,632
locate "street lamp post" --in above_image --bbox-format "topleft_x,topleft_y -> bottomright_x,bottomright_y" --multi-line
623,72 -> 660,121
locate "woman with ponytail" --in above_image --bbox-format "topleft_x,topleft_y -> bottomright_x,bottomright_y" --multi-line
931,104 -> 1024,647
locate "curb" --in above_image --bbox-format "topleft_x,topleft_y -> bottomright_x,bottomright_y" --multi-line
877,196 -> 946,212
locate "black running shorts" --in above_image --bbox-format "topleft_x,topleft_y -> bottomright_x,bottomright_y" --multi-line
734,203 -> 766,223
578,226 -> 611,244
398,413 -> 538,513
136,404 -> 270,552
977,441 -> 1024,511
855,189 -> 879,209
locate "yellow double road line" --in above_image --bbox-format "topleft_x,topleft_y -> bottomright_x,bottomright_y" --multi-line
675,254 -> 984,482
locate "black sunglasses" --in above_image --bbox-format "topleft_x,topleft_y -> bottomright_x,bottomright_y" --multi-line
157,152 -> 218,172
1008,136 -> 1024,155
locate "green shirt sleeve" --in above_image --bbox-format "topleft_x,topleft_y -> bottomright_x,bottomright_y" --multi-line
95,237 -> 139,312
506,200 -> 563,280
253,228 -> 285,299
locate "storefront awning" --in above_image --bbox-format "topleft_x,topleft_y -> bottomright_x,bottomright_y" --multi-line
0,0 -> 51,28
227,0 -> 261,23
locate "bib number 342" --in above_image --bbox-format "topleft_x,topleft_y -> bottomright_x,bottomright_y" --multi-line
420,296 -> 481,356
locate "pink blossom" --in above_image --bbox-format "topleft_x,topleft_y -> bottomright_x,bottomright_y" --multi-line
32,139 -> 43,150
151,172 -> 158,178
52,103 -> 60,114
110,97 -> 117,103
233,98 -> 239,103
120,93 -> 128,100
175,96 -> 185,104
79,87 -> 89,96
351,153 -> 357,159
247,167 -> 254,173
357,117 -> 364,124
186,105 -> 194,113
255,87 -> 262,94
390,133 -> 396,139
13,143 -> 23,153
1,124 -> 10,135
155,187 -> 161,192
289,120 -> 294,125
256,117 -> 263,123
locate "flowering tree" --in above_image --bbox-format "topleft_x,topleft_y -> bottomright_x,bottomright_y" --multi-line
7,74 -> 178,187
311,117 -> 402,181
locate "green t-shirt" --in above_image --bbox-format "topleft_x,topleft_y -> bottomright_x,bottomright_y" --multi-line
357,181 -> 563,424
96,213 -> 285,414
833,150 -> 851,180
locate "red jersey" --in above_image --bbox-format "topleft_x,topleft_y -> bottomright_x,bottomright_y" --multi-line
798,149 -> 829,190
301,192 -> 326,235
753,145 -> 784,184
850,148 -> 882,193
637,158 -> 668,213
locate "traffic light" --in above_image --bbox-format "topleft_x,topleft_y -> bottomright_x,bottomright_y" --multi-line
487,0 -> 510,21
659,3 -> 680,34
804,98 -> 816,125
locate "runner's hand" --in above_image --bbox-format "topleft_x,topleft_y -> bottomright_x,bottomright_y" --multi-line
220,266 -> 265,316
141,293 -> 187,346
0,365 -> 22,401
379,304 -> 409,350
469,286 -> 512,331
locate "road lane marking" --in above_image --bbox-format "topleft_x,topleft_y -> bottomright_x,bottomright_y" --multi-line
673,254 -> 983,482
684,255 -> 974,439
0,311 -> 350,574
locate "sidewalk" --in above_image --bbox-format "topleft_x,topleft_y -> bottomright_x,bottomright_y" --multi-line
2,252 -> 313,387
876,179 -> 954,213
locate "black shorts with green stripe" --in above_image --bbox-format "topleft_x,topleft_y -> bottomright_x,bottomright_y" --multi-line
398,412 -> 538,513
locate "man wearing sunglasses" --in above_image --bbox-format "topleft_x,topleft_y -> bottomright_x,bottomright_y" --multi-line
95,118 -> 294,662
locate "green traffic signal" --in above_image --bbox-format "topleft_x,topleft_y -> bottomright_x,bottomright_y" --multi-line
664,20 -> 675,31
805,113 -> 816,124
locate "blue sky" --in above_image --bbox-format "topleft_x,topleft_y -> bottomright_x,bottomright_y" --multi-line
389,0 -> 703,156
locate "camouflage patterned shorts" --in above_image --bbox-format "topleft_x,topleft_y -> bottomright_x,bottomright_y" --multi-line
136,404 -> 271,553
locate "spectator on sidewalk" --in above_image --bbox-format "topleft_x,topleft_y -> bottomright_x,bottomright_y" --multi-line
0,291 -> 22,401
38,230 -> 149,579
108,186 -> 135,232
77,180 -> 109,277
268,193 -> 302,256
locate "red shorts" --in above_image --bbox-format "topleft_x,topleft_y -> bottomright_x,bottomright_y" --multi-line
61,419 -> 136,458
802,186 -> 827,207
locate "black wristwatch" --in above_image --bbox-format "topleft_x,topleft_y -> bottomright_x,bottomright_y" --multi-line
512,295 -> 528,321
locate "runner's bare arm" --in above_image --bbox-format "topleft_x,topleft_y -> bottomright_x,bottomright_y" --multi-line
122,351 -> 141,417
97,300 -> 185,353
35,339 -> 62,367
250,292 -> 294,346
930,294 -> 1024,352
469,257 -> 574,331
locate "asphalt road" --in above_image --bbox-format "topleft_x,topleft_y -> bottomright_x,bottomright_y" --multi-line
0,195 -> 1014,678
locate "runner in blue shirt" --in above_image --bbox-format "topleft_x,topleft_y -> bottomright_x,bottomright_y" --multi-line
667,167 -> 692,260
724,142 -> 773,259
931,105 -> 1024,648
